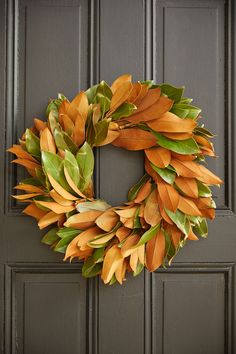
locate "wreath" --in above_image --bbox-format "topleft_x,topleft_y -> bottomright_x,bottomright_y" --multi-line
8,74 -> 222,285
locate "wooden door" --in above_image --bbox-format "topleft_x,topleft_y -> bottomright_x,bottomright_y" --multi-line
0,0 -> 235,353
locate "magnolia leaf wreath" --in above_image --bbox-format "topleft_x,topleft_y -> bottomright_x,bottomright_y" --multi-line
8,74 -> 223,285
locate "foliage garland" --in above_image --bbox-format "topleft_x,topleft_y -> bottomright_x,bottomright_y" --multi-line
8,74 -> 223,285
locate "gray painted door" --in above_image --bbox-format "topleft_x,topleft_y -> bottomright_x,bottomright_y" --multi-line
0,0 -> 235,353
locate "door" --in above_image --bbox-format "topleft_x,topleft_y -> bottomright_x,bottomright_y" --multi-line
0,0 -> 235,353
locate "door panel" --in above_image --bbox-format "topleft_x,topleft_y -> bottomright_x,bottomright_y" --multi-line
1,0 -> 235,353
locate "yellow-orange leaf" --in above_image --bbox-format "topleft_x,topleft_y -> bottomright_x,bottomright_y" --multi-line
157,182 -> 180,212
110,81 -> 133,111
23,203 -> 47,220
112,128 -> 156,150
146,229 -> 166,272
111,74 -> 132,93
129,249 -> 139,271
95,209 -> 119,232
38,211 -> 62,229
178,196 -> 202,216
40,127 -> 56,153
145,147 -> 171,168
14,184 -> 43,193
47,174 -> 78,201
175,176 -> 198,198
64,210 -> 103,229
101,245 -> 123,284
147,112 -> 196,133
36,201 -> 75,214
50,189 -> 74,206
64,167 -> 86,198
115,206 -> 137,218
115,259 -> 127,284
77,226 -> 102,250
89,231 -> 116,246
12,193 -> 42,200
144,189 -> 162,226
63,234 -> 81,261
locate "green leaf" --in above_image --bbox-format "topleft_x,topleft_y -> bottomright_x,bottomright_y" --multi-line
25,129 -> 40,159
76,199 -> 111,213
58,93 -> 68,101
111,103 -> 137,121
64,150 -> 80,186
57,227 -> 80,239
35,167 -> 49,189
194,126 -> 214,138
61,131 -> 78,155
153,132 -> 200,154
179,97 -> 193,104
165,209 -> 190,236
76,142 -> 94,191
128,174 -> 149,201
160,83 -> 184,103
54,234 -> 76,253
95,93 -> 111,117
41,227 -> 59,245
134,207 -> 141,229
41,151 -> 70,191
53,129 -> 69,151
20,177 -> 43,187
193,218 -> 208,238
97,80 -> 113,99
86,114 -> 96,146
136,224 -> 160,247
197,180 -> 212,197
150,163 -> 176,184
82,247 -> 105,277
140,80 -> 154,87
48,111 -> 59,131
133,262 -> 144,276
94,119 -> 110,145
171,103 -> 201,119
85,84 -> 99,104
109,274 -> 117,285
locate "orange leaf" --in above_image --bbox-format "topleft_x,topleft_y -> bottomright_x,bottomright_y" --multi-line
34,118 -> 47,131
36,201 -> 75,214
8,145 -> 37,162
134,179 -> 152,203
145,147 -> 171,168
144,157 -> 159,182
38,211 -> 62,229
64,210 -> 103,229
64,167 -> 86,198
61,115 -> 75,135
68,91 -> 89,122
40,127 -> 56,153
63,234 -> 82,261
171,152 -> 196,161
144,189 -> 162,226
146,229 -> 166,272
77,226 -> 102,250
166,224 -> 182,248
47,174 -> 78,201
129,249 -> 139,271
111,74 -> 132,93
188,225 -> 199,240
116,226 -> 131,242
112,128 -> 156,150
89,231 -> 116,247
147,112 -> 196,133
133,84 -> 149,105
72,113 -> 85,146
174,176 -> 198,198
178,196 -> 202,216
135,87 -> 161,113
23,203 -> 47,220
115,206 -> 137,218
157,194 -> 173,224
121,234 -> 140,257
126,96 -> 173,124
95,209 -> 119,232
127,82 -> 142,103
110,81 -> 133,111
157,182 -> 180,212
197,165 -> 223,185
101,245 -> 123,284
170,159 -> 202,178
11,159 -> 39,170
162,132 -> 193,140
